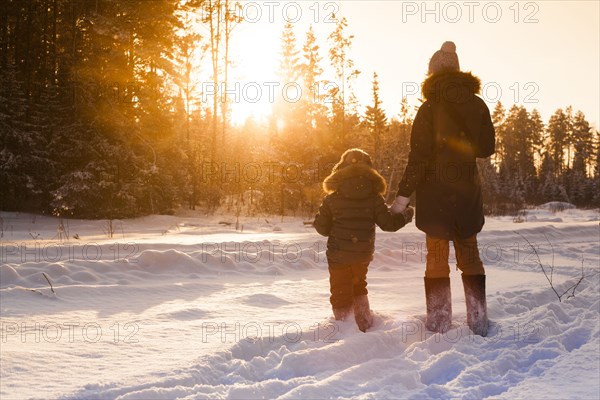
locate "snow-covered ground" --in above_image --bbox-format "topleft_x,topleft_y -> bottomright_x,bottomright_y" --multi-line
1,205 -> 599,400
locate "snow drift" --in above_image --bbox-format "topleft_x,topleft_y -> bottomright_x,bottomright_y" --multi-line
1,207 -> 598,399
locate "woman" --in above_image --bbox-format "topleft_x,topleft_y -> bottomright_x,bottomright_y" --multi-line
391,41 -> 495,336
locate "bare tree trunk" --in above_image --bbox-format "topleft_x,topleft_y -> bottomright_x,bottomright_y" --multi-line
42,0 -> 49,82
221,0 -> 230,150
24,0 -> 33,99
52,0 -> 57,84
207,0 -> 221,164
0,1 -> 8,68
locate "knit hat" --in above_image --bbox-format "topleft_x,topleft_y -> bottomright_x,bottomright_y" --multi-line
428,41 -> 460,75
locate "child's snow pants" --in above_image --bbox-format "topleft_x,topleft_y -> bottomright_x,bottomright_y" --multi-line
328,263 -> 369,308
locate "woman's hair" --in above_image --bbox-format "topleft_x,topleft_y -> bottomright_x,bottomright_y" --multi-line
331,148 -> 373,173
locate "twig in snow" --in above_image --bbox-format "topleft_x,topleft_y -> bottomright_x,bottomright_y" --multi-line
42,273 -> 55,294
516,232 -> 558,298
52,218 -> 68,241
565,256 -> 586,300
103,219 -> 115,239
543,233 -> 555,285
516,231 -> 588,302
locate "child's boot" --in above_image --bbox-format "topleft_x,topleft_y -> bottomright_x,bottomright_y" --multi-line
424,277 -> 452,333
333,305 -> 353,321
353,295 -> 373,332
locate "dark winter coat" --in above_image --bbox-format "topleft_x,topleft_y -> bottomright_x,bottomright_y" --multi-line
314,164 -> 408,265
397,71 -> 495,240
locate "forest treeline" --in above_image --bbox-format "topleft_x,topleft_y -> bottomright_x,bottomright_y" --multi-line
1,0 -> 598,219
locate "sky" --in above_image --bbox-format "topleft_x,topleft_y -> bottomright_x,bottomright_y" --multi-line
211,1 -> 599,128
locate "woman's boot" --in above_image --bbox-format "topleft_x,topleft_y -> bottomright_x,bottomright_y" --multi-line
462,274 -> 488,336
424,277 -> 452,333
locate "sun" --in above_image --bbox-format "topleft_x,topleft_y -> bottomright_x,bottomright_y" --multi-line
226,23 -> 283,126
227,81 -> 276,126
181,10 -> 283,127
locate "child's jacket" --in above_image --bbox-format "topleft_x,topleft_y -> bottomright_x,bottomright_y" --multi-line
314,164 -> 408,266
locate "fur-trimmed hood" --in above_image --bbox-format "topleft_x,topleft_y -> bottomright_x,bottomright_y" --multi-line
323,164 -> 387,197
422,71 -> 481,103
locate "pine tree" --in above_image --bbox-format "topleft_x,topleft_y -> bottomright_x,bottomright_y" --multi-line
500,105 -> 537,202
202,0 -> 223,164
593,131 -> 600,207
395,97 -> 413,160
529,108 -> 545,168
0,0 -> 191,217
364,72 -> 387,166
478,158 -> 501,214
491,101 -> 506,167
380,99 -> 413,201
571,110 -> 593,175
568,112 -> 596,206
297,24 -> 329,213
0,63 -> 46,211
547,108 -> 570,175
564,106 -> 575,169
220,0 -> 243,151
538,152 -> 559,203
273,21 -> 302,135
172,3 -> 206,210
300,25 -> 325,131
269,22 -> 310,217
327,16 -> 360,150
278,22 -> 300,84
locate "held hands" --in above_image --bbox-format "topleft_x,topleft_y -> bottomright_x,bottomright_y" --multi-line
401,206 -> 415,224
390,196 -> 411,214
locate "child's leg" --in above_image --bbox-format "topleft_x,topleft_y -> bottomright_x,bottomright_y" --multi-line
329,264 -> 354,320
351,263 -> 373,332
351,263 -> 369,297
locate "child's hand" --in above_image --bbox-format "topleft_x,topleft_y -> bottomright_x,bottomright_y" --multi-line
390,196 -> 410,214
401,206 -> 415,223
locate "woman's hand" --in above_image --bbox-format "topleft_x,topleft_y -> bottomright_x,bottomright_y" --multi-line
390,196 -> 411,214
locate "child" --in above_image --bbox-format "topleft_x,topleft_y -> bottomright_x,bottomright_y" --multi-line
314,149 -> 414,332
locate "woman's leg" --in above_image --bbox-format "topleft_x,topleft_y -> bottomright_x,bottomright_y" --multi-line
453,235 -> 485,276
425,235 -> 451,278
454,235 -> 488,336
424,235 -> 452,332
